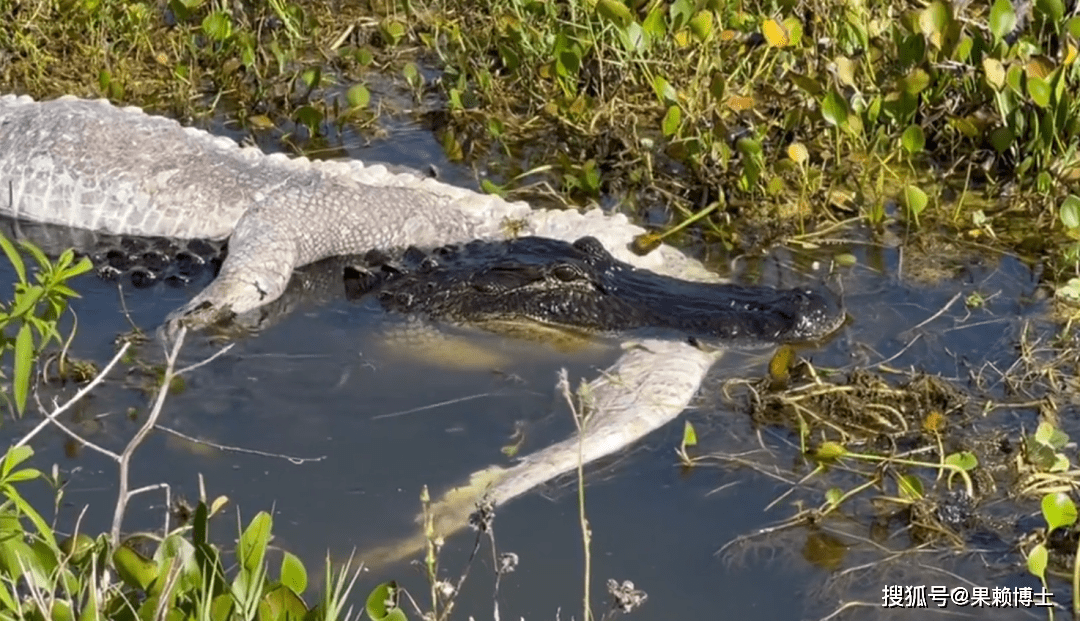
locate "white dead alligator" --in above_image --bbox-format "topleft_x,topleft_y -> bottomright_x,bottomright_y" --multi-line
0,94 -> 840,563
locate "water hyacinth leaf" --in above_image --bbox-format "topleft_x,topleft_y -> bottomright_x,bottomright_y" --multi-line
280,552 -> 307,595
1061,195 -> 1080,229
642,7 -> 665,39
825,488 -> 843,507
782,18 -> 803,46
900,68 -> 931,95
1006,64 -> 1024,93
301,67 -> 320,89
652,75 -> 677,105
260,584 -> 308,620
990,126 -> 1014,152
901,125 -> 925,153
821,90 -> 848,127
622,21 -> 646,52
1041,492 -> 1077,534
202,11 -> 232,41
366,582 -> 407,621
380,20 -> 405,45
239,512 -> 272,574
1069,16 -> 1080,37
944,451 -> 978,470
919,2 -> 951,45
1027,75 -> 1051,107
346,84 -> 370,109
294,106 -> 323,134
689,10 -> 713,42
596,0 -> 632,28
1027,543 -> 1048,579
114,545 -> 159,591
989,0 -> 1016,41
1035,421 -> 1069,448
669,0 -> 694,31
815,441 -> 847,461
902,185 -> 928,218
662,105 -> 681,136
1036,0 -> 1065,22
834,253 -> 857,267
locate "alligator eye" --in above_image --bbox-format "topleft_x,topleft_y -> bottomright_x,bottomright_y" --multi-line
552,265 -> 582,282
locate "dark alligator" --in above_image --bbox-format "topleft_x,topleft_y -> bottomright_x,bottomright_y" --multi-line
347,235 -> 843,349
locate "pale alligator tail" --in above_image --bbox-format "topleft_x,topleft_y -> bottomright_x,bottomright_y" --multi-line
360,339 -> 720,568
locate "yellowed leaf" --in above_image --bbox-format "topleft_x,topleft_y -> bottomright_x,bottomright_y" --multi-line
727,95 -> 754,111
787,142 -> 808,164
1026,55 -> 1055,78
983,57 -> 1005,90
762,19 -> 790,47
834,56 -> 856,87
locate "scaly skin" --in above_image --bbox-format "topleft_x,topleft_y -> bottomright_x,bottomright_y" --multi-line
0,95 -> 838,564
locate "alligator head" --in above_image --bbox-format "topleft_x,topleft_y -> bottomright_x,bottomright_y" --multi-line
347,236 -> 845,349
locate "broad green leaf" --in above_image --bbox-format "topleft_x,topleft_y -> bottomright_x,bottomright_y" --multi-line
821,90 -> 848,127
1027,543 -> 1048,579
901,125 -> 926,153
1035,421 -> 1070,448
903,185 -> 928,218
689,11 -> 713,42
366,582 -> 407,621
596,0 -> 633,28
919,2 -> 951,41
944,451 -> 978,470
346,84 -> 370,109
1041,492 -> 1077,533
239,512 -> 272,574
259,584 -> 308,621
661,105 -> 681,137
1061,195 -> 1080,229
900,68 -> 931,95
652,75 -> 677,105
280,551 -> 307,595
1027,75 -> 1051,107
202,11 -> 233,41
825,488 -> 843,506
989,0 -> 1017,41
1036,0 -> 1065,22
989,126 -> 1014,152
642,7 -> 666,39
815,441 -> 847,461
113,545 -> 159,591
294,106 -> 323,134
